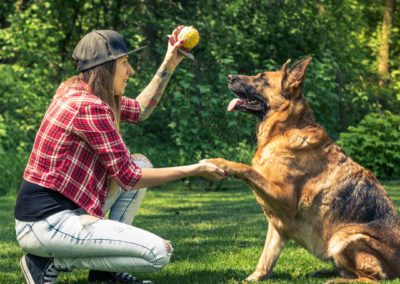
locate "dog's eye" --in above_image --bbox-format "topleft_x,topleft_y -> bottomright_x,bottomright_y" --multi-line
256,75 -> 269,86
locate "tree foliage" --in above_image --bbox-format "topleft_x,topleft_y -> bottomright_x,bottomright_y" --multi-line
338,111 -> 400,180
0,0 -> 399,194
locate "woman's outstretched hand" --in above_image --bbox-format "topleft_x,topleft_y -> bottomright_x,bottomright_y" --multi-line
131,161 -> 225,189
163,26 -> 185,69
195,161 -> 226,181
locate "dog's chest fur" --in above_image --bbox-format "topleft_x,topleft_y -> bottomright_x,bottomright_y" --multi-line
252,137 -> 313,183
250,137 -> 332,259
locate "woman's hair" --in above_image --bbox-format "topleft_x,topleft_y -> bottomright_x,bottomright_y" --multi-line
76,60 -> 121,196
78,60 -> 121,128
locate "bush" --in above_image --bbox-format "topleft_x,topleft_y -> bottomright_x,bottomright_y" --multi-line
0,150 -> 28,195
337,111 -> 400,180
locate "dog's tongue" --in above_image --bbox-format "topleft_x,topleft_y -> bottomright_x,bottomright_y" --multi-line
227,98 -> 242,111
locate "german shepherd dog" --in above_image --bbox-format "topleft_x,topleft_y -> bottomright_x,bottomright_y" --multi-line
204,57 -> 400,283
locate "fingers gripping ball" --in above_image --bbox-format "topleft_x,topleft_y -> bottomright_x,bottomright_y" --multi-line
178,26 -> 200,50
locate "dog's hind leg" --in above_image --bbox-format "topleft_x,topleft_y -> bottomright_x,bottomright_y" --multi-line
245,223 -> 286,282
327,228 -> 397,283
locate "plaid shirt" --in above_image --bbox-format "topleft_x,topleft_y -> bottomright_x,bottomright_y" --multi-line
24,78 -> 142,218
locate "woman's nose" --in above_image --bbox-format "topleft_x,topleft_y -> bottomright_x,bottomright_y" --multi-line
127,63 -> 135,76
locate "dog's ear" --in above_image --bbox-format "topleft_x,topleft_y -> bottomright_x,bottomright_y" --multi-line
287,57 -> 312,85
280,59 -> 291,76
282,57 -> 312,97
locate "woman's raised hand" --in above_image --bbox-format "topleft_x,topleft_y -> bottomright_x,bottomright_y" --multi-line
163,26 -> 185,69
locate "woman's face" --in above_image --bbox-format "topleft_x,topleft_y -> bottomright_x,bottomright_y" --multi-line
113,56 -> 134,96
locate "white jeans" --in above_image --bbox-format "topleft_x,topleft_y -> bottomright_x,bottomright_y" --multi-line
15,156 -> 171,273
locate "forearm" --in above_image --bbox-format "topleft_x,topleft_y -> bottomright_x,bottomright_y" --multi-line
136,62 -> 175,121
132,165 -> 197,189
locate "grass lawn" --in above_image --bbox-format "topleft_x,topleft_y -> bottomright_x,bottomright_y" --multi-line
1,179 -> 400,284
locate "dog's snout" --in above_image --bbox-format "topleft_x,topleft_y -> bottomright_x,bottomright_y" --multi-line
228,75 -> 237,84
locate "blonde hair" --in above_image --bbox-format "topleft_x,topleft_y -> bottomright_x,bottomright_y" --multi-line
78,60 -> 121,127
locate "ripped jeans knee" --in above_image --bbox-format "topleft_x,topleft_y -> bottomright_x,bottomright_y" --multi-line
150,239 -> 173,271
79,215 -> 99,226
131,153 -> 153,169
163,240 -> 173,255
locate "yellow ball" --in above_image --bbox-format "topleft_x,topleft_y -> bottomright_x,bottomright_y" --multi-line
178,26 -> 200,49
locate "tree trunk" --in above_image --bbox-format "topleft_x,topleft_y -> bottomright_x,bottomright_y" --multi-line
194,59 -> 206,159
335,70 -> 345,133
15,0 -> 24,12
377,0 -> 396,86
139,0 -> 158,60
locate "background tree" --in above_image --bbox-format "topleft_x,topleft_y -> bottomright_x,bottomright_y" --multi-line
0,0 -> 399,194
378,0 -> 396,86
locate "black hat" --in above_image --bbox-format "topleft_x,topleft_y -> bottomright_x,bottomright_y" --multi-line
72,30 -> 145,71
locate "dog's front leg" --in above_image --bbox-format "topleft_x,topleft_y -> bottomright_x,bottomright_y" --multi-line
245,223 -> 286,281
202,158 -> 252,179
204,158 -> 296,211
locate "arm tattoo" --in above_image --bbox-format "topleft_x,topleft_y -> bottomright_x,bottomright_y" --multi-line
136,67 -> 173,121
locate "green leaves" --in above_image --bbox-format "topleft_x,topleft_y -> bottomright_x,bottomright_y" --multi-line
1,0 -> 400,194
338,111 -> 400,180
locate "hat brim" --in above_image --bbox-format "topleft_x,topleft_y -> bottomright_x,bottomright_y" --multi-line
118,45 -> 147,59
79,46 -> 147,71
129,45 -> 147,54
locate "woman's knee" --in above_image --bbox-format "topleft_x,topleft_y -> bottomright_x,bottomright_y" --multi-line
131,153 -> 153,169
163,240 -> 173,254
150,240 -> 173,271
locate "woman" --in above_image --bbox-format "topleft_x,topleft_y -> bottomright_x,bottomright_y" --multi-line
14,28 -> 225,284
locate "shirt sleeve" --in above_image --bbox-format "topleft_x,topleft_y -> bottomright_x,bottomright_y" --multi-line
121,96 -> 141,123
72,102 -> 142,190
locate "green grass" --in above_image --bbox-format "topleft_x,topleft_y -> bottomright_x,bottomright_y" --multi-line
1,179 -> 400,284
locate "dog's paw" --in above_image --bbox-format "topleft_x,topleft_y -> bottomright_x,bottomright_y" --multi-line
200,158 -> 229,171
200,158 -> 252,179
200,158 -> 225,165
244,272 -> 266,282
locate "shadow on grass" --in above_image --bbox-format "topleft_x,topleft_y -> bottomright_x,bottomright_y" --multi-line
2,180 -> 400,284
56,269 -> 298,284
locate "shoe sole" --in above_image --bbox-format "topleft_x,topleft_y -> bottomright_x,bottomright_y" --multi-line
20,255 -> 35,284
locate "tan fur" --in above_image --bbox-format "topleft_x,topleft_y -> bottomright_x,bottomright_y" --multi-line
206,58 -> 400,283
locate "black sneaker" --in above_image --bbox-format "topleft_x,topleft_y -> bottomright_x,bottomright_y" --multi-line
88,270 -> 153,283
20,254 -> 58,284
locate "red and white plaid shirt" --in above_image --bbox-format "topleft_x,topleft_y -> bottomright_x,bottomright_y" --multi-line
24,78 -> 142,218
